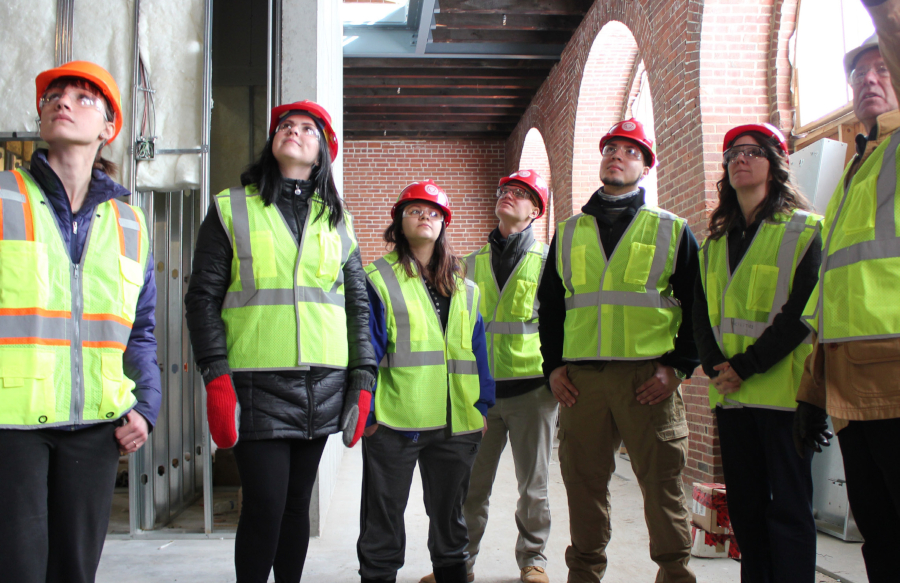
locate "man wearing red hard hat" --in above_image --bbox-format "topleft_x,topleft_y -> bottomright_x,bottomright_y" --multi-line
538,119 -> 701,582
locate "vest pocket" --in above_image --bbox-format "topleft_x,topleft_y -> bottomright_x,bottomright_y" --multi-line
0,349 -> 56,425
0,241 -> 49,309
316,231 -> 342,280
623,242 -> 656,285
408,298 -> 428,342
746,264 -> 779,312
249,230 -> 277,279
99,353 -> 129,420
571,245 -> 587,287
460,308 -> 471,350
511,280 -> 537,318
119,256 -> 144,322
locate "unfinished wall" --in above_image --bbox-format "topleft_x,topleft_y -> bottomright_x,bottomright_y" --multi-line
342,139 -> 506,265
505,0 -> 798,485
517,128 -> 553,245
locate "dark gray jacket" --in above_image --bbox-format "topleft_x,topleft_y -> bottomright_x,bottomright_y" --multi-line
185,179 -> 376,440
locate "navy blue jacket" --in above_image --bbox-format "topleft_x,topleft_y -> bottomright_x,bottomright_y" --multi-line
366,280 -> 495,432
28,150 -> 162,428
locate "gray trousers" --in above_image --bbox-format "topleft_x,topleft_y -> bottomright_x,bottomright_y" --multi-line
463,386 -> 558,572
358,426 -> 482,581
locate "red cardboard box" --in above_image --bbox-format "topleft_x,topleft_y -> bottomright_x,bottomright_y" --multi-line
691,482 -> 731,534
690,526 -> 741,559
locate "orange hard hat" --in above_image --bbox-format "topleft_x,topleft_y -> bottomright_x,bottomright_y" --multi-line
723,123 -> 789,160
498,169 -> 550,219
269,100 -> 339,162
36,61 -> 123,143
391,180 -> 452,225
599,118 -> 656,167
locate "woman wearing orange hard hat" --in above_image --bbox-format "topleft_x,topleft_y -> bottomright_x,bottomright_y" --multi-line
356,181 -> 495,583
185,100 -> 376,582
0,61 -> 161,582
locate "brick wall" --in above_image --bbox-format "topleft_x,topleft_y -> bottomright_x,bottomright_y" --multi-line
342,139 -> 506,265
504,0 -> 798,485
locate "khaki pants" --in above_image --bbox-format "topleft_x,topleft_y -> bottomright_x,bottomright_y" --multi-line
558,361 -> 694,583
463,386 -> 559,573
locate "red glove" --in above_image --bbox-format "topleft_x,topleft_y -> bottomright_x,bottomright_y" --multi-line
203,363 -> 240,449
342,369 -> 375,447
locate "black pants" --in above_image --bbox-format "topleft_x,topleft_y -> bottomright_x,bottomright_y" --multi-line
838,418 -> 900,583
232,436 -> 328,583
0,424 -> 121,583
358,427 -> 481,583
716,407 -> 816,583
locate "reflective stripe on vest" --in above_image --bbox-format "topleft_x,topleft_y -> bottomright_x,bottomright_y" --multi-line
216,186 -> 355,370
809,129 -> 900,341
0,169 -> 147,428
465,240 -> 547,381
700,210 -> 821,410
558,207 -> 684,360
366,252 -> 483,434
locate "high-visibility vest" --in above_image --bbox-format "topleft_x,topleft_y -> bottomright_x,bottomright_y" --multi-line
215,186 -> 357,371
465,239 -> 546,381
700,210 -> 822,410
365,251 -> 483,434
803,130 -> 900,342
556,206 -> 686,360
0,169 -> 148,428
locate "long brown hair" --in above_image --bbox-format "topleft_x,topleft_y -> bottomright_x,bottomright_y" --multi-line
707,131 -> 810,240
383,203 -> 463,297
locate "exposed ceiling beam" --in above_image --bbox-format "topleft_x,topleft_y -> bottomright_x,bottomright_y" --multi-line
437,0 -> 593,15
434,13 -> 582,30
431,29 -> 572,44
415,0 -> 438,55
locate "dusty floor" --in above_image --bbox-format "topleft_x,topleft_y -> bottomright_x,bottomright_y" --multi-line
97,443 -> 867,583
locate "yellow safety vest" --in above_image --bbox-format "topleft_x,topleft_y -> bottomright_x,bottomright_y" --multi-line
465,239 -> 546,381
557,206 -> 685,360
700,210 -> 821,410
803,130 -> 900,341
365,251 -> 483,434
215,185 -> 357,371
0,169 -> 148,428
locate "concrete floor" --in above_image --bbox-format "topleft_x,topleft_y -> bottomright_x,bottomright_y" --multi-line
97,442 -> 867,583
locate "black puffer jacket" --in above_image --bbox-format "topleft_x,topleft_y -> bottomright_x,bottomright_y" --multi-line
185,179 -> 376,441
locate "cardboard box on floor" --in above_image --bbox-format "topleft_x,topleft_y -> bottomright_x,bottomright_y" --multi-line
691,482 -> 730,534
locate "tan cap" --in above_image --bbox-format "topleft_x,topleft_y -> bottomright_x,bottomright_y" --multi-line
844,33 -> 880,80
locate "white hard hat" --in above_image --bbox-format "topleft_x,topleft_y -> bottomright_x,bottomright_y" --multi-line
844,34 -> 880,80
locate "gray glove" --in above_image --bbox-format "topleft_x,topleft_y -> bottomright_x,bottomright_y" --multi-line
341,369 -> 376,447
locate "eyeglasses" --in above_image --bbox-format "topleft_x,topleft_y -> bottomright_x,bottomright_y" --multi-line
402,207 -> 444,221
276,121 -> 320,139
496,186 -> 535,202
600,144 -> 644,161
723,145 -> 768,165
39,88 -> 108,118
850,63 -> 890,86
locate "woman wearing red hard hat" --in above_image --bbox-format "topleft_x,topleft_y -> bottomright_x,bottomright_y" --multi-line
0,61 -> 161,582
185,100 -> 375,581
357,181 -> 495,583
694,122 -> 823,582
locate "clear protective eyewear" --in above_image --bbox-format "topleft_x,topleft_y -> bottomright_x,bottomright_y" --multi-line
600,144 -> 644,161
495,185 -> 533,201
402,207 -> 444,221
850,63 -> 890,86
276,120 -> 320,139
39,88 -> 108,119
723,145 -> 768,165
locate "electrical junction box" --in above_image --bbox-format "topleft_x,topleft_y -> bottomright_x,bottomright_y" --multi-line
790,138 -> 848,215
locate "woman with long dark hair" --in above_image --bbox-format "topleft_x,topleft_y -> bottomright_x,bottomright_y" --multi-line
693,123 -> 824,582
185,100 -> 376,582
0,61 -> 161,582
357,181 -> 495,583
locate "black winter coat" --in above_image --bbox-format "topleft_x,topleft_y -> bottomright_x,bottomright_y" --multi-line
185,179 -> 377,441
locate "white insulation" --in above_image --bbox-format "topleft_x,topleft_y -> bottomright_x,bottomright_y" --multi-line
0,1 -> 57,134
0,0 -> 203,191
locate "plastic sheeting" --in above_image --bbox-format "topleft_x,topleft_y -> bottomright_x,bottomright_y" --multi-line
0,2 -> 57,135
134,0 -> 204,190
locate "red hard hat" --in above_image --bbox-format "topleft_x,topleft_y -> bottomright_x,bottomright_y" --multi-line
498,169 -> 549,219
269,100 -> 339,161
36,61 -> 123,143
723,123 -> 789,159
391,180 -> 452,225
599,118 -> 656,167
